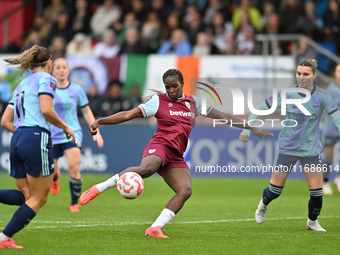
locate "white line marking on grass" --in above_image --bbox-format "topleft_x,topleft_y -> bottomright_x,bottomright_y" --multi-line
1,216 -> 338,229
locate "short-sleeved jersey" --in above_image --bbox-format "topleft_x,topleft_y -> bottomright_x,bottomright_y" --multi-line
9,72 -> 56,131
138,93 -> 213,155
51,83 -> 89,144
322,82 -> 340,137
265,84 -> 338,157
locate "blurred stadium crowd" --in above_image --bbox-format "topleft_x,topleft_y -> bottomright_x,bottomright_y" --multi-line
0,0 -> 339,117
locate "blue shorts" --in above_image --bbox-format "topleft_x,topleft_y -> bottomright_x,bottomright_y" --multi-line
10,127 -> 54,178
276,153 -> 322,172
51,142 -> 81,159
324,136 -> 340,147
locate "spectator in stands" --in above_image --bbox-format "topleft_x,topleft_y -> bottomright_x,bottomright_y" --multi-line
21,28 -> 44,51
206,11 -> 234,54
260,1 -> 276,29
87,84 -> 102,117
262,13 -> 282,55
43,0 -> 68,26
324,0 -> 340,51
119,28 -> 149,54
129,0 -> 148,23
297,1 -> 324,40
114,12 -> 140,44
140,11 -> 162,53
234,24 -> 261,55
129,84 -> 143,109
297,39 -> 317,63
46,11 -> 73,47
203,0 -> 230,26
50,35 -> 66,60
90,0 -> 121,40
279,0 -> 303,34
150,0 -> 168,23
32,14 -> 50,43
101,80 -> 131,116
66,33 -> 93,56
161,13 -> 182,43
183,6 -> 205,46
186,0 -> 208,12
192,32 -> 219,55
158,29 -> 191,55
71,0 -> 92,36
168,0 -> 187,21
93,29 -> 120,58
232,0 -> 262,31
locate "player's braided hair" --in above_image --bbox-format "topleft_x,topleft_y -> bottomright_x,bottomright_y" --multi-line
298,59 -> 318,74
162,69 -> 184,84
4,45 -> 51,74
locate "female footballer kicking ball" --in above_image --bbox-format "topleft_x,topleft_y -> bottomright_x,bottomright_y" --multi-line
80,69 -> 273,238
240,59 -> 340,232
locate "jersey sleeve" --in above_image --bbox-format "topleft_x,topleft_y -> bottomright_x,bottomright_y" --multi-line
138,94 -> 160,117
8,92 -> 15,107
77,86 -> 89,107
191,95 -> 213,117
323,93 -> 338,115
39,75 -> 56,97
265,90 -> 281,109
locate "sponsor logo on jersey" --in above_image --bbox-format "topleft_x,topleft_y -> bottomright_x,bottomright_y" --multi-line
169,110 -> 194,118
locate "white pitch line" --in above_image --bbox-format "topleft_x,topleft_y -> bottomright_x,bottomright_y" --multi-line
1,216 -> 339,230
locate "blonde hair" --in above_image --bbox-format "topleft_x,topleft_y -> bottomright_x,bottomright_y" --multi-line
142,89 -> 164,103
52,57 -> 69,71
298,59 -> 318,74
4,45 -> 51,73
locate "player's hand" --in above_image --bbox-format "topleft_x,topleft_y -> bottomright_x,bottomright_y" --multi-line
64,126 -> 75,143
93,130 -> 104,148
252,128 -> 273,140
89,120 -> 100,136
239,133 -> 249,143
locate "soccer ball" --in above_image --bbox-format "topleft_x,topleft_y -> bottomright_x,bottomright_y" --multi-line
117,172 -> 144,199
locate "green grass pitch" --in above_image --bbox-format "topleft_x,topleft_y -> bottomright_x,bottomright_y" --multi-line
0,172 -> 339,255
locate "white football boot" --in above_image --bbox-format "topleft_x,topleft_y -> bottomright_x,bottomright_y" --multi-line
306,218 -> 326,232
255,198 -> 267,224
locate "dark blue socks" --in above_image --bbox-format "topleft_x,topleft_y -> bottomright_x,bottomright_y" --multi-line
69,178 -> 82,205
0,190 -> 25,206
308,188 -> 323,221
262,183 -> 283,205
2,203 -> 36,238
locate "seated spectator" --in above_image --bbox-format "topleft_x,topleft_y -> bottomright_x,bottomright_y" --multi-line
119,28 -> 149,54
128,0 -> 148,23
50,36 -> 66,60
203,0 -> 230,26
168,0 -> 187,21
297,1 -> 324,40
150,0 -> 168,23
234,25 -> 260,55
87,84 -> 102,117
206,12 -> 234,54
90,0 -> 121,40
161,13 -> 181,43
140,11 -> 162,52
21,28 -> 44,51
43,0 -> 68,26
279,0 -> 303,34
114,12 -> 140,44
260,1 -> 276,29
232,0 -> 262,31
71,0 -> 92,36
183,6 -> 205,46
129,84 -> 142,109
297,39 -> 317,63
158,29 -> 191,55
32,14 -> 50,42
192,32 -> 219,56
262,13 -> 282,55
324,0 -> 340,51
66,33 -> 92,56
46,10 -> 73,46
101,80 -> 131,116
93,29 -> 120,58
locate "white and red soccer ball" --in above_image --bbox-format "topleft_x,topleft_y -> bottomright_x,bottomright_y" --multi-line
117,172 -> 144,199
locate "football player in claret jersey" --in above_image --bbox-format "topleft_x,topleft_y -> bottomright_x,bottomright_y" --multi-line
321,64 -> 340,195
0,46 -> 75,249
79,69 -> 272,238
240,59 -> 340,232
50,58 -> 104,212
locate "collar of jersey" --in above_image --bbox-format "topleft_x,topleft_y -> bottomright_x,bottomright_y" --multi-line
166,93 -> 185,101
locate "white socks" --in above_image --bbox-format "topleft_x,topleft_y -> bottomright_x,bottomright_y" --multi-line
151,208 -> 176,228
0,232 -> 10,242
96,174 -> 119,193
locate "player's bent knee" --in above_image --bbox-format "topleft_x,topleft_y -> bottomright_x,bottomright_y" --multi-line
178,187 -> 192,200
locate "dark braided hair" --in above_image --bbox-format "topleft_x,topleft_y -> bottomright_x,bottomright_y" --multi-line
298,59 -> 317,74
162,69 -> 184,84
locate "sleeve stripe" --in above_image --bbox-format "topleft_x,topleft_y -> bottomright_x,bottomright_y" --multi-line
138,105 -> 147,118
328,108 -> 338,115
8,104 -> 14,108
39,92 -> 54,98
80,103 -> 89,108
206,106 -> 214,116
265,99 -> 271,109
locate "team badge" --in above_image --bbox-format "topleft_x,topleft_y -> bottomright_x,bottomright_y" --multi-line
185,102 -> 190,109
148,149 -> 156,153
168,103 -> 173,107
50,80 -> 57,90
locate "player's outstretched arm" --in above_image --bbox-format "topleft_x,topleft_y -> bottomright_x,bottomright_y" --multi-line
89,108 -> 143,135
207,108 -> 273,140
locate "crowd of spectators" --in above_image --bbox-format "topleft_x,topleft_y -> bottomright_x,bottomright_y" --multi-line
1,0 -> 339,118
